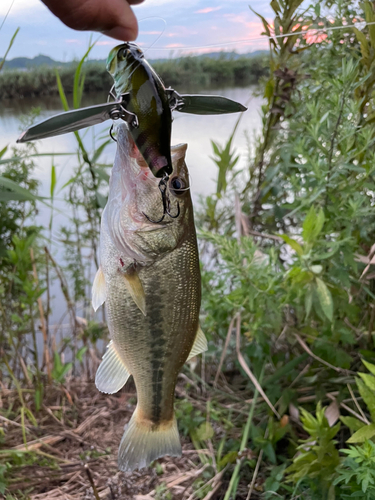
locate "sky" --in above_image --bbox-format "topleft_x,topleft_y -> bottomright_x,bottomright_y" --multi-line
0,0 -> 273,61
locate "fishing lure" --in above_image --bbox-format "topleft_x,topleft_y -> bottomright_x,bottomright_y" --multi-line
17,42 -> 247,220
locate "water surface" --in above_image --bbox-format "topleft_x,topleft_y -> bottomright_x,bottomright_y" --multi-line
0,87 -> 263,329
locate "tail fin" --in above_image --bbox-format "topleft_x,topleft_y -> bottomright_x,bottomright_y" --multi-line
118,407 -> 181,472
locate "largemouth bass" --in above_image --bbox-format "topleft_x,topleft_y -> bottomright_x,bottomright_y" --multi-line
107,42 -> 173,179
92,123 -> 206,471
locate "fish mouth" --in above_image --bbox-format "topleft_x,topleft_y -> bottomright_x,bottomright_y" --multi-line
115,124 -> 188,229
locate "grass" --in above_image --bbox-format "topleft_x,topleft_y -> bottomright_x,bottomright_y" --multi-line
0,54 -> 268,100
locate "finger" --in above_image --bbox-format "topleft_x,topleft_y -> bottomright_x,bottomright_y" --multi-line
41,0 -> 140,40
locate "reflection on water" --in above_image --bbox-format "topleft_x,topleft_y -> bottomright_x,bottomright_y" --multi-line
0,87 -> 263,327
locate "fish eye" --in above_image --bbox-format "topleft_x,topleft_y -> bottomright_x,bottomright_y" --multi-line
170,177 -> 186,195
119,47 -> 130,60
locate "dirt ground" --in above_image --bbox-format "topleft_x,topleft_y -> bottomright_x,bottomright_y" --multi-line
1,381 -> 233,500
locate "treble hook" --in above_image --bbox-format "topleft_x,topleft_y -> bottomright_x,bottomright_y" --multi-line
109,123 -> 117,142
143,174 -> 180,223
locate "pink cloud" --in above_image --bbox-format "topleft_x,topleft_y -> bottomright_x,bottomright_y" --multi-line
140,31 -> 162,35
168,26 -> 198,36
165,43 -> 184,48
195,6 -> 222,14
96,40 -> 116,46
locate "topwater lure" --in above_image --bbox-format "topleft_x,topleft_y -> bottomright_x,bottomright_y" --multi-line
17,42 -> 247,219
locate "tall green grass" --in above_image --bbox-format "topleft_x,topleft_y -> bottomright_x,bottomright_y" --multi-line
0,54 -> 268,100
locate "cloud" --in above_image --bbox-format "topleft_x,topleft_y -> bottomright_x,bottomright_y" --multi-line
195,7 -> 222,14
2,0 -> 271,61
140,31 -> 163,35
96,40 -> 117,46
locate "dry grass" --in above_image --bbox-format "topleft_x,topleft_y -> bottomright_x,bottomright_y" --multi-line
1,381 -> 215,500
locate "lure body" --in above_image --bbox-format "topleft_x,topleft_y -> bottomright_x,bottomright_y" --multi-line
107,43 -> 173,178
17,42 -> 248,181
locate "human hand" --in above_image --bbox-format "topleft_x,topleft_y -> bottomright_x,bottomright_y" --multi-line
41,0 -> 144,41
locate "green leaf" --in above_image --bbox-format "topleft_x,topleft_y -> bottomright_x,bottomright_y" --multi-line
194,421 -> 214,441
280,234 -> 303,256
353,27 -> 370,60
35,387 -> 43,411
50,164 -> 56,199
347,423 -> 375,444
0,27 -> 20,72
302,206 -> 325,243
358,373 -> 375,391
55,70 -> 69,112
73,39 -> 95,109
0,145 -> 8,159
362,359 -> 375,377
0,176 -> 48,205
218,450 -> 238,468
76,346 -> 88,362
0,191 -> 34,202
356,378 -> 375,422
315,278 -> 333,322
92,139 -> 111,164
91,167 -> 110,183
305,286 -> 313,319
340,416 -> 366,432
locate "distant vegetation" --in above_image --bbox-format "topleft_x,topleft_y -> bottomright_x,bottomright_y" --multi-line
0,54 -> 268,100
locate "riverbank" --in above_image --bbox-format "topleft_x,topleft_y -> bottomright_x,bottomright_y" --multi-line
0,54 -> 268,100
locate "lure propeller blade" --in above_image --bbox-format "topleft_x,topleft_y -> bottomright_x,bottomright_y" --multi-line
176,95 -> 247,115
17,102 -> 124,143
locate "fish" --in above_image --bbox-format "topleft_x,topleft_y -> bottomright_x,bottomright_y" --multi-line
107,42 -> 173,179
92,122 -> 206,472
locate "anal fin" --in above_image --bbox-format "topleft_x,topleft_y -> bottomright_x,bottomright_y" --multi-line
123,267 -> 146,316
92,266 -> 106,312
95,341 -> 131,394
187,326 -> 207,361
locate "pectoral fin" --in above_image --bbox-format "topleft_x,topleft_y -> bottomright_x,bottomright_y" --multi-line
95,341 -> 131,394
123,268 -> 146,316
92,266 -> 106,312
187,326 -> 208,361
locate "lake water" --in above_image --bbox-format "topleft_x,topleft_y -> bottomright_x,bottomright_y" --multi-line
0,87 -> 263,335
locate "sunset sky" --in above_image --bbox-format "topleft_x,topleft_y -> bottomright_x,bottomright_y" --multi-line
0,0 -> 273,61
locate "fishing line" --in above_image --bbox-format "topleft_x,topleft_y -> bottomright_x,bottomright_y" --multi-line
143,19 -> 375,51
138,16 -> 167,58
125,17 -> 167,82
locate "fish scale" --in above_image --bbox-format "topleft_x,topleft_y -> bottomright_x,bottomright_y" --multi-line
107,236 -> 201,424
